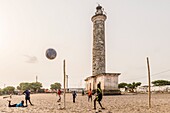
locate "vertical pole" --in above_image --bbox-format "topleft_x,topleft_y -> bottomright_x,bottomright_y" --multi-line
147,57 -> 151,108
66,75 -> 68,91
36,76 -> 38,93
36,76 -> 38,83
63,60 -> 66,109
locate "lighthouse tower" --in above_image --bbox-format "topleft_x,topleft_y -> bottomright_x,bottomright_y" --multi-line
92,5 -> 106,76
85,5 -> 121,95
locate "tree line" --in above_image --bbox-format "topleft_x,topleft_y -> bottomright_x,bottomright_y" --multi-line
118,80 -> 170,92
1,79 -> 170,95
0,82 -> 61,95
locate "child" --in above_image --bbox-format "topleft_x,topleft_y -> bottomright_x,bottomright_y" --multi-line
94,82 -> 105,110
57,89 -> 61,102
8,100 -> 27,107
23,89 -> 34,106
72,91 -> 77,103
88,88 -> 92,102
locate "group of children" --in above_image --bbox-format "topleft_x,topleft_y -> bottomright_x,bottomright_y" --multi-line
57,82 -> 105,110
87,82 -> 105,110
7,89 -> 34,108
8,84 -> 104,110
56,89 -> 77,103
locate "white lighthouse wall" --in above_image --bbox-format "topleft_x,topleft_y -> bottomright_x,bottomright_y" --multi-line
95,76 -> 105,90
85,78 -> 94,91
86,74 -> 119,91
104,75 -> 118,90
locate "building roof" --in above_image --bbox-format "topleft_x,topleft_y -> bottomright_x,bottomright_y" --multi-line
84,73 -> 121,81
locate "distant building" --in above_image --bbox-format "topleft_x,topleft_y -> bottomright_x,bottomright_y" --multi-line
85,5 -> 121,95
136,85 -> 170,93
64,88 -> 84,93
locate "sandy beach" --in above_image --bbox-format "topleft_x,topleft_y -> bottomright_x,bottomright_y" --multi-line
0,93 -> 170,113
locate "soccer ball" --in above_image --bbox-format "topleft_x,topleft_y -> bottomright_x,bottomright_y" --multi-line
46,48 -> 57,60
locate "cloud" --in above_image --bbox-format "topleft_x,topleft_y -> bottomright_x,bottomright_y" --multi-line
24,55 -> 38,63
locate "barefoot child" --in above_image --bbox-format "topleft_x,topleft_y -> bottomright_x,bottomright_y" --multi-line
8,100 -> 27,107
72,91 -> 77,103
57,89 -> 61,102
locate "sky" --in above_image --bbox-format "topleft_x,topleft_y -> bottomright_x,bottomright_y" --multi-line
0,0 -> 170,89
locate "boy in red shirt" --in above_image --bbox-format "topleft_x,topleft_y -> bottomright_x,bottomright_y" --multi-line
88,88 -> 92,102
57,89 -> 61,102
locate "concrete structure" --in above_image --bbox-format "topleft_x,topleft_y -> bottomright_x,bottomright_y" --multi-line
85,5 -> 121,95
136,85 -> 170,93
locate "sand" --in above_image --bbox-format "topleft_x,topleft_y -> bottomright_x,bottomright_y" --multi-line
0,93 -> 170,113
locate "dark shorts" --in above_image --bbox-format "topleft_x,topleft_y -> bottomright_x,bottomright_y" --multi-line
26,97 -> 30,100
88,95 -> 92,98
97,97 -> 102,101
96,95 -> 102,101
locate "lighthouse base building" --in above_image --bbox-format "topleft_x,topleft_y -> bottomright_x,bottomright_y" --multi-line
85,73 -> 121,95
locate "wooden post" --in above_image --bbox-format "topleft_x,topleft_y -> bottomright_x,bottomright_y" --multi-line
66,75 -> 68,90
63,60 -> 66,109
147,57 -> 151,108
36,76 -> 38,83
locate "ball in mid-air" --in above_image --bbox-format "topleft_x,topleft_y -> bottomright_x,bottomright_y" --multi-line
46,48 -> 57,60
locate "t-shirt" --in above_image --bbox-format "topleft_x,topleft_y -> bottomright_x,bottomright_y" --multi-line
97,88 -> 102,100
88,90 -> 92,96
24,90 -> 30,98
16,102 -> 23,107
58,90 -> 61,95
72,92 -> 77,98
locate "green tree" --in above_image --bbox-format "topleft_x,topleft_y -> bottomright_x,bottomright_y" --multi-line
17,82 -> 43,93
30,82 -> 42,92
118,82 -> 128,88
0,88 -> 3,95
152,80 -> 170,86
127,82 -> 141,92
17,82 -> 31,91
50,82 -> 61,90
135,82 -> 142,87
3,86 -> 15,94
17,86 -> 21,90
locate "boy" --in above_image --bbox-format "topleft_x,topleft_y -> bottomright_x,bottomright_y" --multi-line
8,100 -> 27,107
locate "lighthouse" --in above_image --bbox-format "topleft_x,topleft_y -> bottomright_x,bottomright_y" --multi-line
92,5 -> 106,76
85,5 -> 121,95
